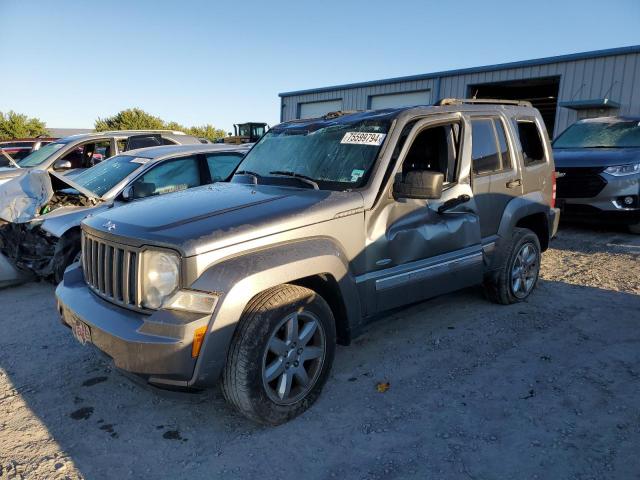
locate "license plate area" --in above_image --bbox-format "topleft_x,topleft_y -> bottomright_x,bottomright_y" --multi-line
71,317 -> 92,345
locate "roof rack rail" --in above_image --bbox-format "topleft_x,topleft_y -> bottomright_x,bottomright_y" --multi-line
437,98 -> 533,107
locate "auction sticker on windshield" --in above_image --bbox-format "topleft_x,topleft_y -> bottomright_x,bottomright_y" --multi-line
341,132 -> 386,146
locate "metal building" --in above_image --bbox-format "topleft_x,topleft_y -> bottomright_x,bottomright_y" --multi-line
278,45 -> 640,137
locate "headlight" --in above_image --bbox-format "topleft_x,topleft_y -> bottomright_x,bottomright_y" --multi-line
141,250 -> 180,309
604,162 -> 640,176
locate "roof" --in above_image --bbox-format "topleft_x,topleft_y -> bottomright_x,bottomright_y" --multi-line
59,129 -> 189,141
124,143 -> 250,159
274,101 -> 538,129
279,45 -> 640,98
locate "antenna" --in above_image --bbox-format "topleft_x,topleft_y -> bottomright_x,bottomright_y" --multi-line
602,80 -> 619,99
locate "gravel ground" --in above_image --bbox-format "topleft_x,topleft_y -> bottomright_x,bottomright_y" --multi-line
1,225 -> 639,480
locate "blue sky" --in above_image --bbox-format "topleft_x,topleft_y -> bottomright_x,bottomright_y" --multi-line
1,0 -> 639,132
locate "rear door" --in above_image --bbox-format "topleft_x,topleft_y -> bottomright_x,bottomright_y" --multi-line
469,116 -> 522,241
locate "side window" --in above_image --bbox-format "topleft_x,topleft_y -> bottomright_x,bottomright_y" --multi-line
401,123 -> 460,184
471,119 -> 501,175
206,153 -> 244,182
494,120 -> 512,169
517,121 -> 545,166
131,156 -> 200,199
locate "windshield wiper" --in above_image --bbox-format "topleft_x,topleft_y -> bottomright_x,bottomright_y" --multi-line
0,149 -> 21,168
269,171 -> 319,190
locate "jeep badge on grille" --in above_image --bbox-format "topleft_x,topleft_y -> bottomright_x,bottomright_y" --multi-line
103,220 -> 117,232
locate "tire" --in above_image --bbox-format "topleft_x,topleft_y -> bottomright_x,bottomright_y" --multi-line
52,233 -> 81,284
221,284 -> 336,425
628,222 -> 640,234
484,228 -> 541,305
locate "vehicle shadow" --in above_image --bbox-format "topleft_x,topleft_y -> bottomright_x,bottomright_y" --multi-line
1,277 -> 639,479
552,221 -> 640,255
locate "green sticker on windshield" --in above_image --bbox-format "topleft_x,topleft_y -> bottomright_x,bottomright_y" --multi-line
350,169 -> 365,182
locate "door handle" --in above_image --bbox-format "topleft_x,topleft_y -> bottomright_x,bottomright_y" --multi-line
506,179 -> 522,189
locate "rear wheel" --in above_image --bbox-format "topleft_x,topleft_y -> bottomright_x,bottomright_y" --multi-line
222,284 -> 336,425
484,228 -> 541,304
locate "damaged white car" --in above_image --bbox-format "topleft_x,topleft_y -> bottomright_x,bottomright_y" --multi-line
0,143 -> 248,283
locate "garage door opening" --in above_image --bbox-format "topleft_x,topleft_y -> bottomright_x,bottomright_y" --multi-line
297,99 -> 343,119
467,77 -> 560,136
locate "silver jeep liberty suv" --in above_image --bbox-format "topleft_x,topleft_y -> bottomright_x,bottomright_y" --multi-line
57,99 -> 560,424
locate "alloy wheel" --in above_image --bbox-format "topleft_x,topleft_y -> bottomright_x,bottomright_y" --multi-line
262,310 -> 326,405
511,242 -> 539,298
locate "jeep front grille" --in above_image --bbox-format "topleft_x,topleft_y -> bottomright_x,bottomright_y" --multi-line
82,231 -> 140,307
556,167 -> 607,199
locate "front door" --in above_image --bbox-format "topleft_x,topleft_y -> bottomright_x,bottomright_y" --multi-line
360,115 -> 483,314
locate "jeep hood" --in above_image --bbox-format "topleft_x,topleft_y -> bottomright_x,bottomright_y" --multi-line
84,182 -> 364,256
553,147 -> 640,168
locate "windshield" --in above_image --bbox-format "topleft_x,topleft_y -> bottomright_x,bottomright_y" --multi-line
17,142 -> 66,167
235,119 -> 391,190
553,120 -> 640,148
72,155 -> 145,197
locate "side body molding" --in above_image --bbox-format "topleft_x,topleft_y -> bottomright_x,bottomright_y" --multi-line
188,238 -> 360,387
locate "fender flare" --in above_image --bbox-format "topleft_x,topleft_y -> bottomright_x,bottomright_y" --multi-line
497,191 -> 550,241
188,237 -> 360,387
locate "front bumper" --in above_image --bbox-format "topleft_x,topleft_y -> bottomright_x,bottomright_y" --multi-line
558,171 -> 640,224
55,264 -> 211,389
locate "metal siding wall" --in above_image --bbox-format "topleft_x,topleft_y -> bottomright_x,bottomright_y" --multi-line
281,53 -> 640,136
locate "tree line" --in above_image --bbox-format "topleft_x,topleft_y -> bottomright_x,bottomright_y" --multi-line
0,109 -> 227,142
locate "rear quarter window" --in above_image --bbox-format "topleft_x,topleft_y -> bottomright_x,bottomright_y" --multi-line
516,120 -> 546,166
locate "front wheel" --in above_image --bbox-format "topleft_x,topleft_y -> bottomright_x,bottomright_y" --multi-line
484,228 -> 541,304
222,285 -> 336,425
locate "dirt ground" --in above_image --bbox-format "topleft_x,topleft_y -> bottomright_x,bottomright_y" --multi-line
1,224 -> 639,480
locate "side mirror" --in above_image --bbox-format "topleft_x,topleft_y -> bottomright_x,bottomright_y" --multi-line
53,159 -> 72,171
393,170 -> 444,200
121,185 -> 133,201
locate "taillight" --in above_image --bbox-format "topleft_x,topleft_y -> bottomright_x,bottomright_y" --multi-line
551,171 -> 556,209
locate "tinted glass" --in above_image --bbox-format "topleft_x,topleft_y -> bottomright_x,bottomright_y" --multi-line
73,155 -> 144,197
132,156 -> 200,199
517,121 -> 545,165
236,119 -> 391,190
494,120 -> 511,169
206,153 -> 243,181
553,120 -> 640,148
471,119 -> 501,174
